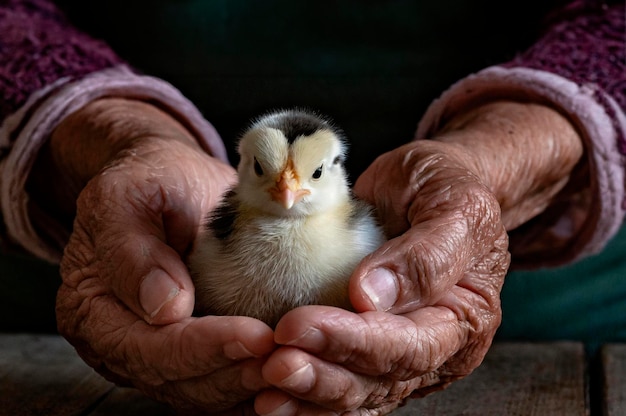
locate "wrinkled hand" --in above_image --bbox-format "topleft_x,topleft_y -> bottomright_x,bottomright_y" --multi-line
254,139 -> 509,415
254,101 -> 582,415
52,99 -> 276,413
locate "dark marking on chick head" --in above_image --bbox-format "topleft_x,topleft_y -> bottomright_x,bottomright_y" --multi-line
254,109 -> 342,143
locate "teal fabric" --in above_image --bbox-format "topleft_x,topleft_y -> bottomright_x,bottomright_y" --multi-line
497,224 -> 626,350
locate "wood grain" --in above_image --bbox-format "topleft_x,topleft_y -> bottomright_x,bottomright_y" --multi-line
396,342 -> 589,416
0,334 -> 170,416
0,334 -> 612,415
0,334 -> 112,415
602,344 -> 626,416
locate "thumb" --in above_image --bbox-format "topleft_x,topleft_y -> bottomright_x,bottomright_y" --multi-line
349,216 -> 474,314
350,139 -> 507,314
350,180 -> 505,314
137,249 -> 196,325
100,230 -> 196,325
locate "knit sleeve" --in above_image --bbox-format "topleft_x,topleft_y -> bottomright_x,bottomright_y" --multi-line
416,1 -> 626,268
0,0 -> 228,262
0,0 -> 121,121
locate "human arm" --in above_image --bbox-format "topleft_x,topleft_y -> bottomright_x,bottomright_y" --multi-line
0,0 -> 228,260
255,1 -> 624,414
417,0 -> 626,267
1,1 -> 275,412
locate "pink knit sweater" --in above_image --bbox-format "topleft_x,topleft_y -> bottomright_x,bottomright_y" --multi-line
0,0 -> 624,266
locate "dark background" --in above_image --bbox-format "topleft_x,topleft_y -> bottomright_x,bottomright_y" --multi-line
55,0 -> 559,179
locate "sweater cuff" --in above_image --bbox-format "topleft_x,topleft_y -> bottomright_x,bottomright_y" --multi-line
0,65 -> 228,262
416,65 -> 626,267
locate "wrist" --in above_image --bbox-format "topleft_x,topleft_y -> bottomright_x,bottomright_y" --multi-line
27,98 -> 205,225
432,101 -> 584,230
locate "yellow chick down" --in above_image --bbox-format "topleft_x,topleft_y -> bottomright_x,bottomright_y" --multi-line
188,109 -> 386,327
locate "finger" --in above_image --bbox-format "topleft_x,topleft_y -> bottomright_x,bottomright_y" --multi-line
349,217 -> 470,313
356,212 -> 505,317
65,218 -> 194,326
261,346 -> 425,413
104,229 -> 196,325
137,357 -> 269,412
56,279 -> 275,384
256,389 -> 404,416
428,270 -> 505,373
274,280 -> 502,386
351,189 -> 504,314
351,141 -> 506,314
255,389 -> 338,416
265,304 -> 488,412
275,306 -> 465,380
254,391 -> 403,416
72,150 -> 235,326
72,168 -> 203,325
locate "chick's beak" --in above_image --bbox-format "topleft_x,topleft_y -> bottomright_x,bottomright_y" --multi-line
269,164 -> 310,209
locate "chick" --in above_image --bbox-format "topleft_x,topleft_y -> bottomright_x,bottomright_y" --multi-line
188,109 -> 385,327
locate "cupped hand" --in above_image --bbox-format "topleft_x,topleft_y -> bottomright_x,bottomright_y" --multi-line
52,99 -> 276,412
254,102 -> 582,415
254,138 -> 509,415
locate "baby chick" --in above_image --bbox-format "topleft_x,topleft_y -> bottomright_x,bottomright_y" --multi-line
188,109 -> 385,327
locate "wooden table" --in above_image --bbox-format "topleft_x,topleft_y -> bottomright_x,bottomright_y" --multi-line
1,333 -> 624,415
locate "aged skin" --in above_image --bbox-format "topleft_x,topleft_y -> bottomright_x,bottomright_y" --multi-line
32,98 -> 582,414
255,101 -> 582,414
257,102 -> 583,415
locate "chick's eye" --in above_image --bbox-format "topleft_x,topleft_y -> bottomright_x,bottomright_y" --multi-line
312,165 -> 323,180
253,157 -> 264,176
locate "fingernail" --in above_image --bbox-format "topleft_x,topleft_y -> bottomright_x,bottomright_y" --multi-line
140,269 -> 180,319
224,341 -> 257,360
257,397 -> 298,416
361,268 -> 399,311
280,363 -> 315,393
284,327 -> 327,351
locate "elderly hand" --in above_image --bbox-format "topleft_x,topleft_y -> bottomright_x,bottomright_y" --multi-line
45,98 -> 276,413
255,101 -> 583,415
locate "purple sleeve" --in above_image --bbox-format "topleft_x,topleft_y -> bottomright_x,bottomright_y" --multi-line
504,0 -> 625,147
0,0 -> 227,261
0,0 -> 123,122
503,1 -> 626,266
506,1 -> 625,107
417,1 -> 626,268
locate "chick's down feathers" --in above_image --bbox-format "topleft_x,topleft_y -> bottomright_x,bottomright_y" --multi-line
188,109 -> 385,327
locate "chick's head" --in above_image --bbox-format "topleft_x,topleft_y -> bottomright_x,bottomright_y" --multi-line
236,110 -> 349,217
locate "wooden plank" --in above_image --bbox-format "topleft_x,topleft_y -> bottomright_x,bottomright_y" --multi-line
395,342 -> 588,416
0,333 -> 113,416
0,333 -> 173,416
0,335 -> 591,415
602,344 -> 626,416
